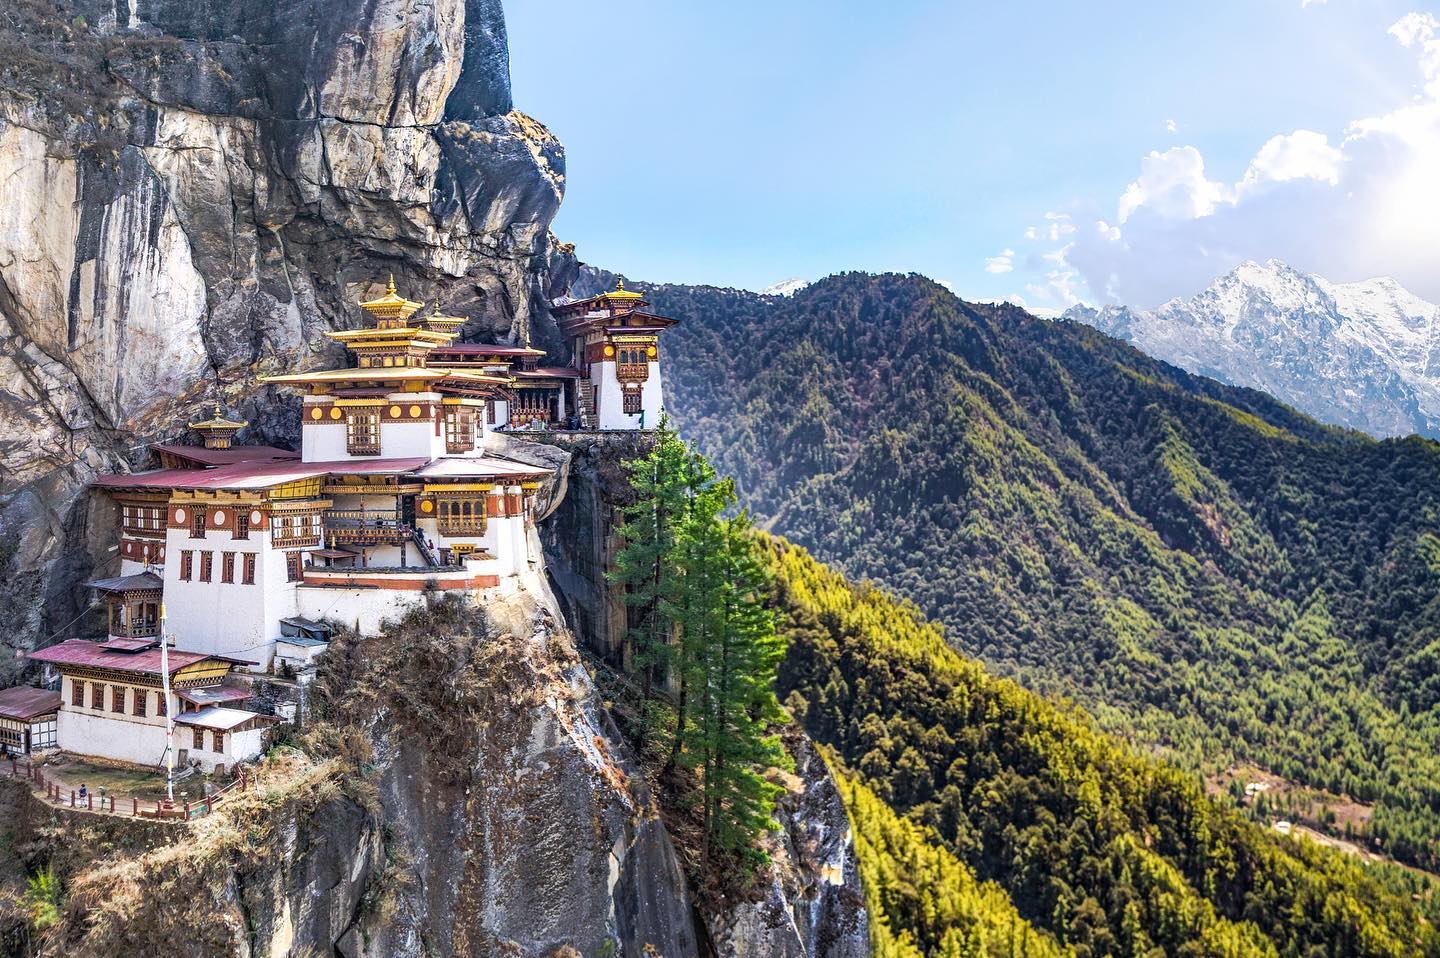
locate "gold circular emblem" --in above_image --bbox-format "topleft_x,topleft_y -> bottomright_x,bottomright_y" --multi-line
389,405 -> 402,418
311,407 -> 323,420
420,500 -> 435,514
329,407 -> 342,420
603,344 -> 615,357
409,404 -> 422,418
647,345 -> 657,357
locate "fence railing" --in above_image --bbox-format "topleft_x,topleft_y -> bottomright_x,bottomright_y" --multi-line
5,757 -> 253,822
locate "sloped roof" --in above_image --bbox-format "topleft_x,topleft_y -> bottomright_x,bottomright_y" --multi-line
93,457 -> 430,491
0,686 -> 62,721
27,639 -> 251,675
153,444 -> 299,467
87,571 -> 164,594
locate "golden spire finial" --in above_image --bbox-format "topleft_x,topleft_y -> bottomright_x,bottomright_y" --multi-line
387,274 -> 397,295
616,278 -> 625,292
213,403 -> 223,418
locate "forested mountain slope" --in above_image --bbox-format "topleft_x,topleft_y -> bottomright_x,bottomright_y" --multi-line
768,537 -> 1439,957
651,272 -> 1440,871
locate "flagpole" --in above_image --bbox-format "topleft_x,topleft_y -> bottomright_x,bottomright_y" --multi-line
160,604 -> 175,804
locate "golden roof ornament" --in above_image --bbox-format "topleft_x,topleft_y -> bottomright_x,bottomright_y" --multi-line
188,403 -> 248,449
359,274 -> 424,326
605,278 -> 643,301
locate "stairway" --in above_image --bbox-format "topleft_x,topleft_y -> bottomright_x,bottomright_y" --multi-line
410,527 -> 440,567
576,378 -> 597,430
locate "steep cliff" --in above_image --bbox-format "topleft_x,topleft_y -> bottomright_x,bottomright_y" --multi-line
0,0 -> 569,670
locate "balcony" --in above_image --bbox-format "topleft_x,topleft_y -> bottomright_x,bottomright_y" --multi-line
323,509 -> 414,546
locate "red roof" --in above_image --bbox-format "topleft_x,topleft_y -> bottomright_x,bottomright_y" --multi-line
514,367 -> 581,380
27,639 -> 249,676
432,344 -> 545,357
154,444 -> 299,467
93,457 -> 431,491
0,686 -> 62,721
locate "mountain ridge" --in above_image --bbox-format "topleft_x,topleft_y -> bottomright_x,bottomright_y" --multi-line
1067,259 -> 1440,440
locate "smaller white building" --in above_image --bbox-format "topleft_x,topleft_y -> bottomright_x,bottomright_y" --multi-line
27,638 -> 276,775
0,687 -> 60,756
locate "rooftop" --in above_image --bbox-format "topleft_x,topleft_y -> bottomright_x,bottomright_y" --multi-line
0,686 -> 62,721
87,571 -> 164,594
174,706 -> 278,731
430,343 -> 546,357
414,456 -> 552,480
28,639 -> 251,676
93,456 -> 431,491
153,444 -> 299,467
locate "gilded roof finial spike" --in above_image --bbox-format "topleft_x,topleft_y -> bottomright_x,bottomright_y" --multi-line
213,403 -> 223,418
387,274 -> 397,295
616,278 -> 625,292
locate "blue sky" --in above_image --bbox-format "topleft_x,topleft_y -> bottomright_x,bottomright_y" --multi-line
507,0 -> 1440,310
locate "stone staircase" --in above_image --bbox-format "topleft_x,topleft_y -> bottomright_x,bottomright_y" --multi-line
576,378 -> 597,429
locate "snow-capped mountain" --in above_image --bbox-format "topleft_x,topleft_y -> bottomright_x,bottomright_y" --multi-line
1066,260 -> 1440,439
759,278 -> 811,297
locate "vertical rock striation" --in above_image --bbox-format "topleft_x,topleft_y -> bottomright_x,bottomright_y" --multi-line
0,0 -> 568,669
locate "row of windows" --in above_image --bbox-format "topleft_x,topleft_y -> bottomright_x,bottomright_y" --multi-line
271,513 -> 321,546
444,409 -> 476,453
121,504 -> 165,534
188,509 -> 252,540
71,680 -> 166,718
347,413 -> 380,455
179,550 -> 257,584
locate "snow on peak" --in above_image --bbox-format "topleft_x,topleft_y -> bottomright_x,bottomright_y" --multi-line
760,278 -> 811,297
1066,260 -> 1440,439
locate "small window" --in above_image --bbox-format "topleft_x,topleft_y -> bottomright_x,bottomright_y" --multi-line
71,680 -> 85,707
111,686 -> 125,713
234,512 -> 250,540
221,552 -> 235,584
133,689 -> 147,717
346,411 -> 380,455
287,552 -> 303,583
180,550 -> 193,581
191,510 -> 207,538
92,683 -> 105,710
200,552 -> 214,583
623,389 -> 643,415
212,730 -> 225,753
243,553 -> 256,585
193,727 -> 204,751
157,692 -> 167,717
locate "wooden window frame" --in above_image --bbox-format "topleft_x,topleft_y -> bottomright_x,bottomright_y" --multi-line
444,408 -> 476,453
234,512 -> 250,540
193,727 -> 204,751
243,553 -> 257,585
212,730 -> 225,753
622,388 -> 643,415
180,550 -> 193,581
221,551 -> 235,584
200,551 -> 214,583
133,689 -> 147,717
190,509 -> 207,539
71,680 -> 84,707
346,411 -> 380,455
157,692 -> 167,717
111,685 -> 125,714
286,552 -> 303,583
91,683 -> 105,710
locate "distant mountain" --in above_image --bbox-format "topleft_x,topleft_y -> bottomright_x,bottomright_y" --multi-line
650,271 -> 1440,876
759,278 -> 811,297
1067,260 -> 1440,439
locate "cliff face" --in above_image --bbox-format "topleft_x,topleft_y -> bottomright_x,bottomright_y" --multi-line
0,0 -> 568,669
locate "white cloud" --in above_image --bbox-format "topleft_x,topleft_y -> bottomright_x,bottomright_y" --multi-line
1302,0 -> 1326,7
1238,130 -> 1343,193
1025,268 -> 1083,308
1034,12 -> 1440,308
1116,146 -> 1232,223
984,249 -> 1015,274
1165,118 -> 1178,133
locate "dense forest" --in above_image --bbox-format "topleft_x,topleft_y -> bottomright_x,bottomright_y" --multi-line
648,272 -> 1440,872
766,536 -> 1439,956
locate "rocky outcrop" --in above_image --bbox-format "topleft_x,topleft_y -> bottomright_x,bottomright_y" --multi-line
0,0 -> 570,672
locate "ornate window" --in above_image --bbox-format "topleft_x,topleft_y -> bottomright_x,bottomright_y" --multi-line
436,496 -> 487,535
190,509 -> 207,538
243,553 -> 257,585
234,512 -> 249,540
444,408 -> 476,453
346,411 -> 380,455
623,388 -> 643,415
180,550 -> 193,581
615,343 -> 651,383
91,683 -> 104,710
222,552 -> 235,584
193,727 -> 204,750
111,685 -> 125,713
71,680 -> 84,707
133,689 -> 147,717
286,552 -> 303,582
200,552 -> 213,583
272,513 -> 320,549
212,730 -> 225,753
